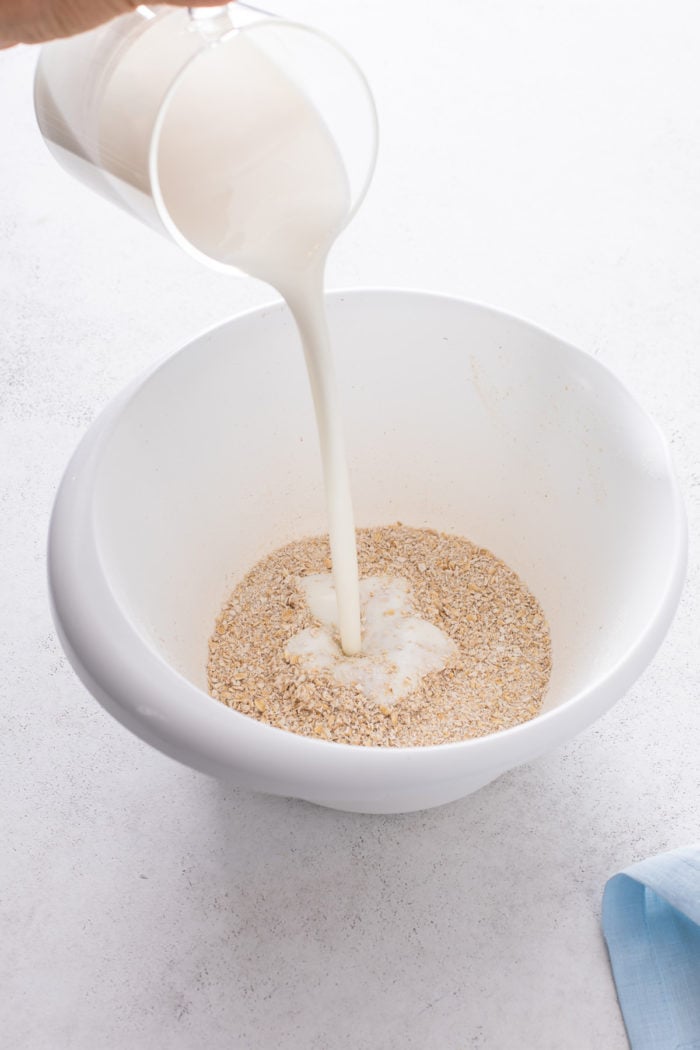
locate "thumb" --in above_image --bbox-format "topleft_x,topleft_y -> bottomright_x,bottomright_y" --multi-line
1,0 -> 231,47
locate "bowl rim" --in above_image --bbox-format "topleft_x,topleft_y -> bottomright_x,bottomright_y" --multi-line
48,287 -> 688,772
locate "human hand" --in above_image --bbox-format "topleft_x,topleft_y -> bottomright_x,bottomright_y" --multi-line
1,0 -> 226,47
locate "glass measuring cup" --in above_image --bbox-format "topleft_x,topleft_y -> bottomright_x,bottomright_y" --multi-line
34,3 -> 378,274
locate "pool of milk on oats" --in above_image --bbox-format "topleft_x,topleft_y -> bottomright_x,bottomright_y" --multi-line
287,575 -> 456,706
155,31 -> 454,695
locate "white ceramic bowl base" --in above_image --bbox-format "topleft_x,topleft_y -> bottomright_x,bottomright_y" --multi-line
49,291 -> 686,813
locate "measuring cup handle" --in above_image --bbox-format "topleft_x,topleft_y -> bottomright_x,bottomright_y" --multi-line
186,2 -> 277,27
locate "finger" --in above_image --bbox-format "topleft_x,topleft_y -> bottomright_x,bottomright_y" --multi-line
0,0 -> 129,45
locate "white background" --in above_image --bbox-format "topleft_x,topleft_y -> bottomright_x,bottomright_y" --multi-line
1,1 -> 699,1047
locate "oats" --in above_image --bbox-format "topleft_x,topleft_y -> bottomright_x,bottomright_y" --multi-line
207,525 -> 552,747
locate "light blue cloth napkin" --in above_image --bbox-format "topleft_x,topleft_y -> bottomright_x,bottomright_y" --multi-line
602,845 -> 700,1050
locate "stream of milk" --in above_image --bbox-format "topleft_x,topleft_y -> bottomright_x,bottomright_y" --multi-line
156,31 -> 362,654
155,31 -> 453,683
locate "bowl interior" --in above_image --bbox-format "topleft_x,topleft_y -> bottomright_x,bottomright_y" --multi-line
92,291 -> 679,717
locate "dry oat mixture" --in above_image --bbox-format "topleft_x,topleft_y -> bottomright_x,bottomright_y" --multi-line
207,525 -> 552,747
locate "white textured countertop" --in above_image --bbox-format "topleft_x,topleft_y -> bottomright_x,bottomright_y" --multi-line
2,2 -> 699,1047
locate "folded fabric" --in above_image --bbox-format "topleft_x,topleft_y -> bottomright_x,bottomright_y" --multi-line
602,845 -> 700,1050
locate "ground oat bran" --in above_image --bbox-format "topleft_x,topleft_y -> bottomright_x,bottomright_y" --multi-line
207,525 -> 552,747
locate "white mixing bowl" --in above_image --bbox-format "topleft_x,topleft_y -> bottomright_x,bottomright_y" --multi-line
49,290 -> 686,813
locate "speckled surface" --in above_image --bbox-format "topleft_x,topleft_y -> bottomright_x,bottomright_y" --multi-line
1,2 -> 699,1047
